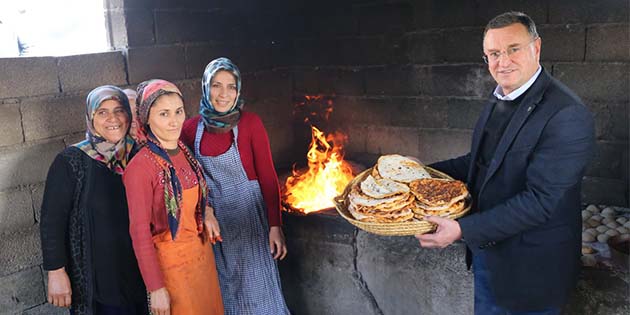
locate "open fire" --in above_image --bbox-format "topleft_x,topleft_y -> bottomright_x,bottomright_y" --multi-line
282,96 -> 355,214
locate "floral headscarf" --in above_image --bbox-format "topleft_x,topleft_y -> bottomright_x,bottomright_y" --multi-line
199,57 -> 244,133
73,85 -> 134,175
136,79 -> 208,240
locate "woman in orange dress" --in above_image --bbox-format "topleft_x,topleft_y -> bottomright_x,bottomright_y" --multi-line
122,79 -> 223,315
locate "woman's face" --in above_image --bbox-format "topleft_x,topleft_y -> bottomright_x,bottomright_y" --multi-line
210,70 -> 237,113
92,99 -> 129,143
147,93 -> 186,149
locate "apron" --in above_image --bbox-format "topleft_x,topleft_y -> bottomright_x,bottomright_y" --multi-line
153,184 -> 223,315
194,120 -> 290,315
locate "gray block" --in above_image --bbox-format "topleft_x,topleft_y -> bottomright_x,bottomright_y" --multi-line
408,28 -> 484,64
282,210 -> 355,245
586,24 -> 630,62
586,141 -> 628,179
108,0 -> 155,9
30,183 -> 45,224
344,125 -> 369,156
21,94 -> 85,142
366,126 -> 421,157
174,79 -> 202,118
563,267 -> 630,315
586,100 -> 630,141
127,45 -> 186,84
0,103 -> 24,147
553,63 -> 629,101
414,65 -> 496,97
155,11 -> 227,44
125,9 -> 156,47
57,52 -> 126,93
300,10 -> 357,38
0,267 -> 45,314
607,102 -> 629,140
242,70 -> 293,103
357,2 -> 413,35
446,97 -> 487,130
474,0 -> 547,26
364,65 -> 417,96
418,129 -> 473,164
0,226 -> 42,277
550,0 -> 629,24
539,24 -> 586,62
280,238 -> 381,315
293,68 -> 364,96
0,140 -> 64,191
106,10 -> 128,49
582,176 -> 628,206
246,98 -> 293,131
22,302 -> 69,315
330,97 -> 391,127
184,43 -> 230,79
279,213 -> 379,315
357,233 -> 473,315
0,188 -> 35,235
154,0 -> 226,10
382,97 -> 449,129
262,123 -> 296,169
0,57 -> 58,99
412,0 -> 476,29
292,38 -> 344,67
63,133 -> 86,148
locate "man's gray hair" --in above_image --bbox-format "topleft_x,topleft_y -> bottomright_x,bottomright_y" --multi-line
484,11 -> 539,39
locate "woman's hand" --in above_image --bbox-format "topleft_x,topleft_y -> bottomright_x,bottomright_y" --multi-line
269,226 -> 288,260
150,287 -> 171,315
47,268 -> 72,307
204,206 -> 222,244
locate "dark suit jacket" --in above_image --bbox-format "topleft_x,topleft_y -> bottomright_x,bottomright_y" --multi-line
431,68 -> 595,311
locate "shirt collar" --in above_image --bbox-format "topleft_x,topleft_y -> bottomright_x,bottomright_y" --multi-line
493,66 -> 542,101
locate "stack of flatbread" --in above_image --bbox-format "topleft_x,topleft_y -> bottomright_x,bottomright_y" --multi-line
345,154 -> 469,223
409,178 -> 468,219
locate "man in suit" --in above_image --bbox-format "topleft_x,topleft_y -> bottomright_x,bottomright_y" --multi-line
416,11 -> 595,315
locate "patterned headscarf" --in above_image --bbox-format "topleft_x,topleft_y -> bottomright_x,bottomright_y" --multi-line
73,85 -> 134,175
136,79 -> 208,240
199,57 -> 244,133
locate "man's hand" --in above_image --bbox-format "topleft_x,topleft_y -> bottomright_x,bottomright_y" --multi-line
415,216 -> 462,248
47,268 -> 72,308
269,226 -> 288,260
150,287 -> 171,315
204,206 -> 222,244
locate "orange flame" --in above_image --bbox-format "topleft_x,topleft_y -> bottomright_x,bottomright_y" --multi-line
283,126 -> 354,214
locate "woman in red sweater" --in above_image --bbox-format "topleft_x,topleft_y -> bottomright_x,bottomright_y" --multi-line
180,57 -> 290,314
123,79 -> 223,315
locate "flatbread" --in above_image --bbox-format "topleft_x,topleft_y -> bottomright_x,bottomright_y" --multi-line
412,199 -> 466,217
376,154 -> 431,183
360,175 -> 410,199
348,203 -> 414,223
348,187 -> 408,208
409,178 -> 469,208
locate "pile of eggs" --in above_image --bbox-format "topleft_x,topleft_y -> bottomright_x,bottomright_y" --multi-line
581,204 -> 630,244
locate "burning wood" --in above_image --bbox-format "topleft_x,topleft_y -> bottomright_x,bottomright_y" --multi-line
282,95 -> 355,214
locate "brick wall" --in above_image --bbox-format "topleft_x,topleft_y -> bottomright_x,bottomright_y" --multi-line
0,0 -> 627,313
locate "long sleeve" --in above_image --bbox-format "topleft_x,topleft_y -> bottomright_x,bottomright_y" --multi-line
459,104 -> 595,251
40,153 -> 76,270
122,156 -> 165,291
429,153 -> 471,183
249,115 -> 282,227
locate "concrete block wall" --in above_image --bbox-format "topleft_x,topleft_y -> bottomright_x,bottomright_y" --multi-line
0,0 -> 627,313
0,50 -> 128,313
271,0 -> 629,207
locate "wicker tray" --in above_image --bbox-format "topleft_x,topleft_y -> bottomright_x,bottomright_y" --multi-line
334,166 -> 471,236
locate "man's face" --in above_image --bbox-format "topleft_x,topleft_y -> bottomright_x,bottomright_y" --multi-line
483,23 -> 541,95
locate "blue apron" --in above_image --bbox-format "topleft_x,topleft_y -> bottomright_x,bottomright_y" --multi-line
193,120 -> 290,315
